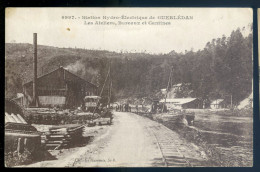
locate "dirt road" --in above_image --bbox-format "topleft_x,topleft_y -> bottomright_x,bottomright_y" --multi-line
26,112 -> 209,167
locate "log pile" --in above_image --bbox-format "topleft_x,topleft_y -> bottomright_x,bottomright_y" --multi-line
44,124 -> 85,150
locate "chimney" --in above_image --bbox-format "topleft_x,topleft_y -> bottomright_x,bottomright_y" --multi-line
32,33 -> 38,107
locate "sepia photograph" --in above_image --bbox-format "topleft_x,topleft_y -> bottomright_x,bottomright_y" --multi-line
5,8 -> 253,167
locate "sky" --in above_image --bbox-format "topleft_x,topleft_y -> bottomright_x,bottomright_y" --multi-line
5,8 -> 252,54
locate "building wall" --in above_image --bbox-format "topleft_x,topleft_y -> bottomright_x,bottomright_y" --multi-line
23,68 -> 97,108
38,96 -> 66,108
182,101 -> 199,109
210,103 -> 225,109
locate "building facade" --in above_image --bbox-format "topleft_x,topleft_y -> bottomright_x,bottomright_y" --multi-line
23,66 -> 98,108
210,99 -> 225,109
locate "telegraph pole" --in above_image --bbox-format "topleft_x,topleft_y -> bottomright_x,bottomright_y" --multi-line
231,94 -> 233,109
92,61 -> 111,117
163,66 -> 173,112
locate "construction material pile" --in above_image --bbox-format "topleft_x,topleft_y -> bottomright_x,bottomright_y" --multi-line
44,124 -> 85,150
5,99 -> 42,167
5,112 -> 27,124
24,108 -> 93,125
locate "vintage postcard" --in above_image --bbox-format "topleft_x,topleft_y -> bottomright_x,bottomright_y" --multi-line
5,8 -> 253,167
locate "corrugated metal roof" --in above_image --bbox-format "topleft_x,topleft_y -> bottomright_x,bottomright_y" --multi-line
159,98 -> 197,105
84,96 -> 101,99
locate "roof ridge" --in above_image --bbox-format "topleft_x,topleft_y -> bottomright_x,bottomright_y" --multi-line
23,66 -> 97,87
23,67 -> 61,85
63,67 -> 96,86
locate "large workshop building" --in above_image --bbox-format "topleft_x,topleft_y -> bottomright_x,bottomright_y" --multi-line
23,66 -> 98,108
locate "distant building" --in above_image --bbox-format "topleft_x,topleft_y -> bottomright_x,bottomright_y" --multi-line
159,98 -> 200,109
161,83 -> 192,99
210,99 -> 225,109
172,83 -> 182,91
172,83 -> 191,91
23,66 -> 98,108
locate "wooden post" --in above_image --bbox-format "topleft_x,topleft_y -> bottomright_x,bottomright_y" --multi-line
65,83 -> 68,107
163,66 -> 173,112
92,61 -> 110,117
109,80 -> 112,107
65,83 -> 68,95
17,138 -> 22,156
107,63 -> 111,107
82,83 -> 86,108
24,138 -> 27,148
63,68 -> 66,80
231,94 -> 233,109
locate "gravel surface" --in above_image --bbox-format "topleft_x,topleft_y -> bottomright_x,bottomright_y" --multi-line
25,112 -> 208,167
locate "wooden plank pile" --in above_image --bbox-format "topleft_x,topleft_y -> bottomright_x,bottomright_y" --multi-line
5,112 -> 27,124
44,124 -> 85,150
93,117 -> 111,125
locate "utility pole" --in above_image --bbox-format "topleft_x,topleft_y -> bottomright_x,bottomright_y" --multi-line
92,61 -> 111,117
107,61 -> 111,108
231,94 -> 233,109
224,93 -> 233,109
163,66 -> 173,112
108,80 -> 112,108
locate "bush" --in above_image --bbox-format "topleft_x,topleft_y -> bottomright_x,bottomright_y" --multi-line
215,108 -> 253,117
5,149 -> 34,167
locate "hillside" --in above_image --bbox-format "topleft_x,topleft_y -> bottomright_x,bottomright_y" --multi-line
5,27 -> 253,106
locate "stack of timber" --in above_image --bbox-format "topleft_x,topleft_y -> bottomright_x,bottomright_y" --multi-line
5,99 -> 41,164
44,124 -> 85,150
5,112 -> 27,124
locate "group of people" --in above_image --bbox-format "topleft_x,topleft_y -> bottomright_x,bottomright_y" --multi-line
150,102 -> 168,113
115,103 -> 132,112
115,102 -> 168,114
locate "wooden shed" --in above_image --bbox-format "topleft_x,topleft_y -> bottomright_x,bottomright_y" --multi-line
23,66 -> 98,108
